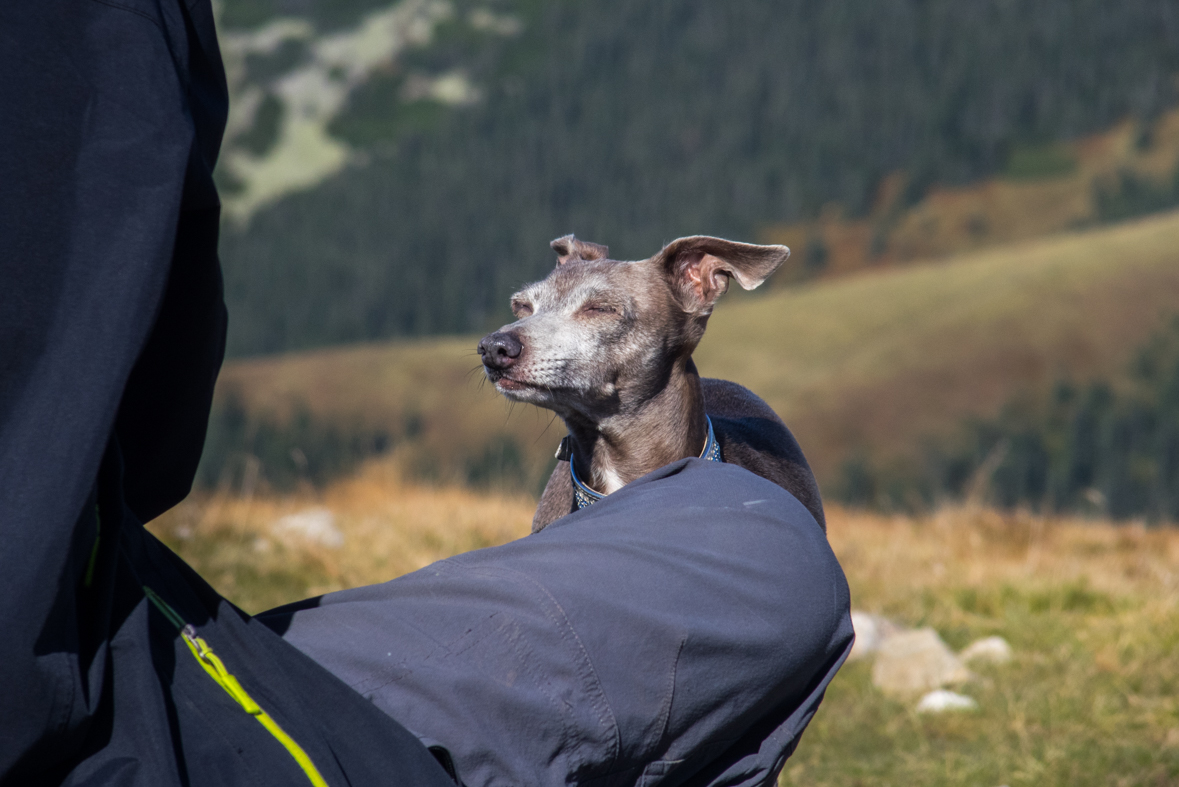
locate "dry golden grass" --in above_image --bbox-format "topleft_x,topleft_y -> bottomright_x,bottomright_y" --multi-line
150,455 -> 535,612
152,469 -> 1179,784
155,463 -> 1179,615
829,503 -> 1179,607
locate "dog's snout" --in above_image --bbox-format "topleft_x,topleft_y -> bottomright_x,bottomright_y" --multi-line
478,331 -> 524,370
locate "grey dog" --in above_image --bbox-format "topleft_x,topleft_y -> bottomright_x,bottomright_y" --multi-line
478,234 -> 825,533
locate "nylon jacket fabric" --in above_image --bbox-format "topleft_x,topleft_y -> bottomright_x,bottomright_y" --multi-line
262,459 -> 854,787
0,3 -> 453,785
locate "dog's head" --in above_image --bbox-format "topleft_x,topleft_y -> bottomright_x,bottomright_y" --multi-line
478,234 -> 788,421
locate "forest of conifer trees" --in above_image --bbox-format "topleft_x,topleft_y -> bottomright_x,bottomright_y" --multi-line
218,0 -> 1179,356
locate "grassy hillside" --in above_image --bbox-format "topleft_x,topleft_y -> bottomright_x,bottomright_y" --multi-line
766,109 -> 1179,280
212,0 -> 1179,355
208,209 -> 1179,496
697,210 -> 1179,481
150,473 -> 1179,784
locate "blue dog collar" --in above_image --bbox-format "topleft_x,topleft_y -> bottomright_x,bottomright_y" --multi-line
570,415 -> 722,511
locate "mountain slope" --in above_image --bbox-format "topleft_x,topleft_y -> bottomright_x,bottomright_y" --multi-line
209,208 -> 1179,493
213,0 -> 1179,356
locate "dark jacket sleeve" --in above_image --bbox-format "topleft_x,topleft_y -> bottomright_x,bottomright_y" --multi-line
0,2 -> 208,772
265,459 -> 854,787
0,5 -> 455,786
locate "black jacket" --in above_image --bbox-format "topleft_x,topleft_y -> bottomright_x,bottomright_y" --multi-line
0,3 -> 453,784
264,460 -> 852,787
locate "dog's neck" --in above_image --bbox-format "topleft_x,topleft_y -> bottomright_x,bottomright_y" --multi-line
563,358 -> 708,494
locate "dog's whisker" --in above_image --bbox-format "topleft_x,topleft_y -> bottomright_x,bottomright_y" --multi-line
532,409 -> 560,445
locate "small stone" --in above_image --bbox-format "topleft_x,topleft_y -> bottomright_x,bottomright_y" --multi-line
916,689 -> 979,713
872,628 -> 973,695
274,507 -> 344,548
848,610 -> 905,661
960,635 -> 1013,665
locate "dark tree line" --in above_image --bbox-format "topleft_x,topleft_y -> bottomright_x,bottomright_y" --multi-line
219,0 -> 1179,356
839,317 -> 1179,522
197,391 -> 392,492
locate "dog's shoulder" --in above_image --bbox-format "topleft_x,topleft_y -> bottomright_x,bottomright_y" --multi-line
532,460 -> 576,533
700,378 -> 784,423
702,378 -> 826,532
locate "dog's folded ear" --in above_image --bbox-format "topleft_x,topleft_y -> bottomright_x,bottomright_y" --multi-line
551,234 -> 610,265
655,236 -> 790,313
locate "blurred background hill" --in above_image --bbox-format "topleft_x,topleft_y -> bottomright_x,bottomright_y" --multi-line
204,0 -> 1179,520
206,213 -> 1179,519
171,5 -> 1179,780
216,0 -> 1179,352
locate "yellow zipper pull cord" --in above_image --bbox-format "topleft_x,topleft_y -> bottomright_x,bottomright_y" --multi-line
181,626 -> 264,715
144,586 -> 330,787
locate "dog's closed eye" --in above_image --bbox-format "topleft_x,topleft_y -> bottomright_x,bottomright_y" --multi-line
511,300 -> 534,317
580,303 -> 618,316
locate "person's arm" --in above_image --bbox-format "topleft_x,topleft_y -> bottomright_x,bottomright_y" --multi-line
0,0 -> 224,774
265,459 -> 853,787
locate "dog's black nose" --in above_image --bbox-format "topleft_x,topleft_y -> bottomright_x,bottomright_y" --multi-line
478,331 -> 523,370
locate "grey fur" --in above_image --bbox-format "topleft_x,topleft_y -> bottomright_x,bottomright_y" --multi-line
476,234 -> 825,534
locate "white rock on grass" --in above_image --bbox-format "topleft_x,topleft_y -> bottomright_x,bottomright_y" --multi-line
916,689 -> 979,714
274,507 -> 344,548
848,610 -> 906,661
960,635 -> 1013,665
872,628 -> 973,695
